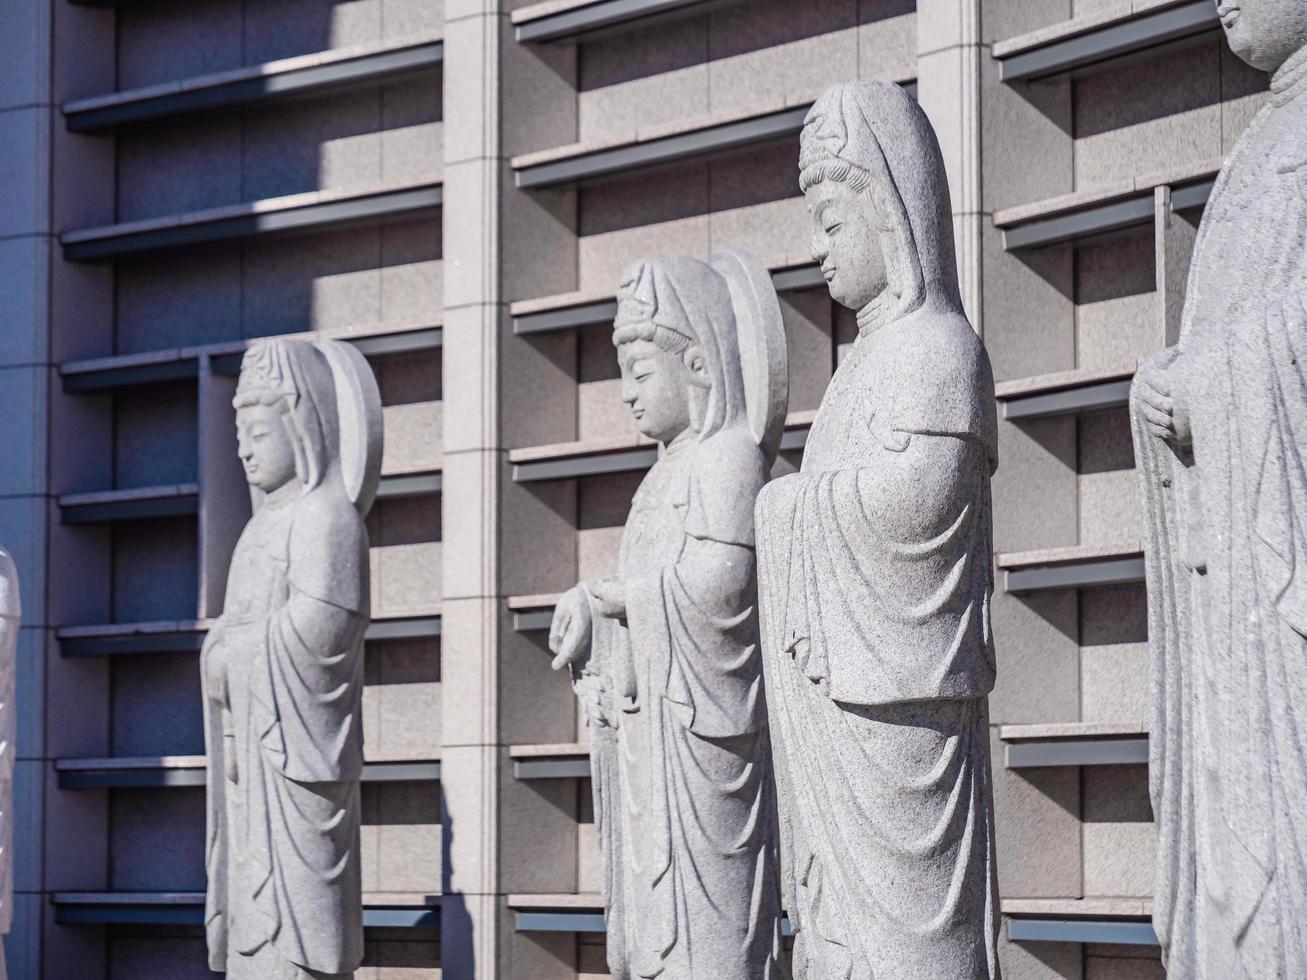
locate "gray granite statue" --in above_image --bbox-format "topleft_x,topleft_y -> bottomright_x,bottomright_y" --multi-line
0,548 -> 17,980
755,81 -> 1001,978
1130,4 -> 1307,976
549,251 -> 789,979
202,338 -> 382,980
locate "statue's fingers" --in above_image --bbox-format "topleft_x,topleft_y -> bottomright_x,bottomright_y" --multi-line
1136,383 -> 1172,414
548,610 -> 570,652
1140,404 -> 1173,429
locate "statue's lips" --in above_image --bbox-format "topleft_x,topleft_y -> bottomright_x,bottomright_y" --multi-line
1217,4 -> 1239,27
822,267 -> 837,282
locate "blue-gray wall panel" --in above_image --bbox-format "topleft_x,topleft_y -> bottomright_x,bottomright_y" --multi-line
110,788 -> 206,891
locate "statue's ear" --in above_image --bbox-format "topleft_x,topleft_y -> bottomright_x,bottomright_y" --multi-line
684,345 -> 712,388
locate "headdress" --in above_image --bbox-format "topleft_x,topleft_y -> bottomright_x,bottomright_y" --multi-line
797,82 -> 961,326
614,261 -> 695,352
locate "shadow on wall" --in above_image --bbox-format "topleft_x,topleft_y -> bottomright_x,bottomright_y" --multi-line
112,0 -> 444,356
579,0 -> 916,91
441,782 -> 475,975
578,139 -> 801,239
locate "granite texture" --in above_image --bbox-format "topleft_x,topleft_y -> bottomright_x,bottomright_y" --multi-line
755,81 -> 1001,978
549,250 -> 789,979
0,548 -> 17,980
1129,5 -> 1307,976
201,339 -> 382,979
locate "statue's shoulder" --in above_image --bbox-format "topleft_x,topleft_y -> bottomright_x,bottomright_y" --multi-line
697,427 -> 769,490
1273,100 -> 1307,182
685,427 -> 769,547
881,311 -> 992,399
291,488 -> 365,545
909,309 -> 986,364
286,487 -> 368,610
887,311 -> 998,464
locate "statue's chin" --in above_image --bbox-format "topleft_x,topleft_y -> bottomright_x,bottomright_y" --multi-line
249,476 -> 296,495
1224,27 -> 1293,72
634,419 -> 664,441
829,280 -> 879,314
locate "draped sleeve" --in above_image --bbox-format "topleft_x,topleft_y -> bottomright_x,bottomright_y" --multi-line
756,314 -> 997,706
624,430 -> 769,738
254,492 -> 368,784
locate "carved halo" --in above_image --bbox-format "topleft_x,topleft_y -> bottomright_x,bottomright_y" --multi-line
316,339 -> 384,517
710,250 -> 789,463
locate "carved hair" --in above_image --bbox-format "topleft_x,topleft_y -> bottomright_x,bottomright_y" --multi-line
612,318 -> 694,357
797,156 -> 872,195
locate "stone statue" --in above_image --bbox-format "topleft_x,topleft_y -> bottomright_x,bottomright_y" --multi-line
202,338 -> 382,979
1130,4 -> 1307,975
755,81 -> 1001,978
0,548 -> 17,980
549,251 -> 790,979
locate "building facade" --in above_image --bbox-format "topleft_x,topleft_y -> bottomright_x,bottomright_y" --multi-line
2,0 -> 1263,976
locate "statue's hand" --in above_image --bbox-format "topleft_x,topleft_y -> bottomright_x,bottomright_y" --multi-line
587,577 -> 627,621
1136,350 -> 1191,447
549,587 -> 592,671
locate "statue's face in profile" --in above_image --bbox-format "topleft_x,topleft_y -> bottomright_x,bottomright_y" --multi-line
1219,0 -> 1307,72
617,338 -> 698,444
236,403 -> 298,493
805,178 -> 888,312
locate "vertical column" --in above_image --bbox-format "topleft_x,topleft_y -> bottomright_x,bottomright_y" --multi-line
0,3 -> 54,977
196,357 -> 248,621
1154,186 -> 1199,349
440,2 -> 505,976
915,0 -> 984,330
44,3 -> 116,977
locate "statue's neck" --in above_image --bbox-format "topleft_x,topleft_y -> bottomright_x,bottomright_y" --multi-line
856,294 -> 893,337
663,426 -> 697,456
263,480 -> 302,508
1272,43 -> 1307,106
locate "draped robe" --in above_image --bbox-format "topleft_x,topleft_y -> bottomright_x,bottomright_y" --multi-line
1131,49 -> 1307,978
575,426 -> 785,980
756,309 -> 1001,979
203,485 -> 368,979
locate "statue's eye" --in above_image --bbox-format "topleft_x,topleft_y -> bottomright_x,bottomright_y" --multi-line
825,221 -> 842,235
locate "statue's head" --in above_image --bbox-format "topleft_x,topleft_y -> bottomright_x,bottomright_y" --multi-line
233,340 -> 340,497
612,258 -> 745,446
1219,0 -> 1307,73
799,82 -> 961,325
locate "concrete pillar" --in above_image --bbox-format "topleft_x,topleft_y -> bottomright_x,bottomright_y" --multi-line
916,0 -> 984,331
440,1 -> 505,974
1154,185 -> 1200,349
0,1 -> 58,975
